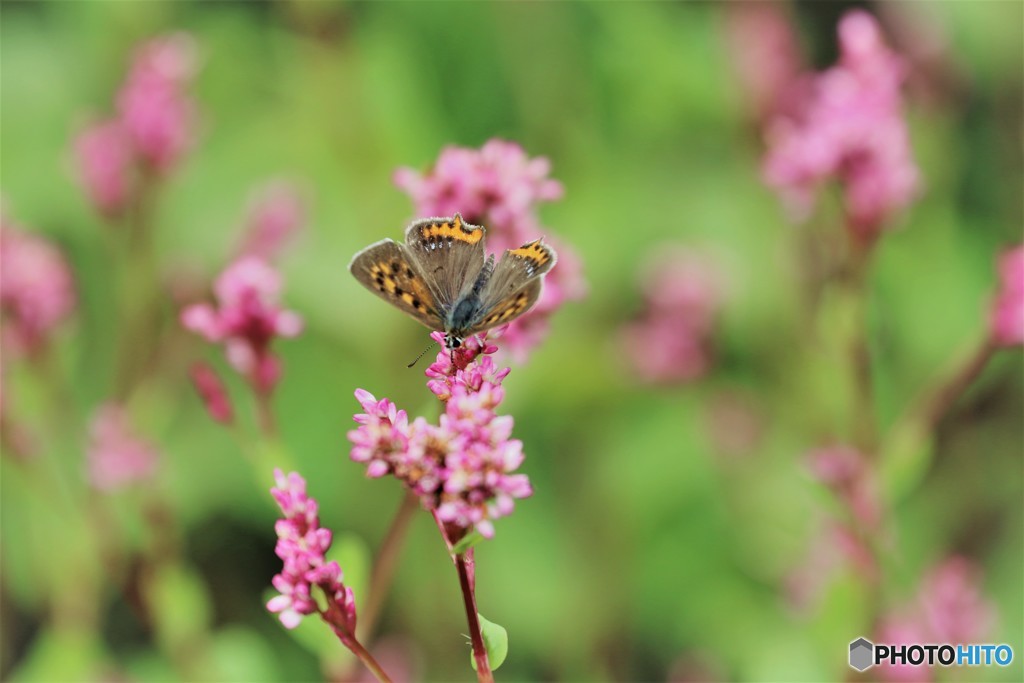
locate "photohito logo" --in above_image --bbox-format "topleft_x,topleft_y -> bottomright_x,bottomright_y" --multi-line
848,637 -> 1014,672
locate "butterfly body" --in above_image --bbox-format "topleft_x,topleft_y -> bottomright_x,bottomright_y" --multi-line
349,214 -> 556,348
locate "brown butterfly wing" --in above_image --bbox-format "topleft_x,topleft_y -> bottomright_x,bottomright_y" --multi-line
466,238 -> 558,334
349,239 -> 441,329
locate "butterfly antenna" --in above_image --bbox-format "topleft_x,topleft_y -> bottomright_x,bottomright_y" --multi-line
407,340 -> 438,368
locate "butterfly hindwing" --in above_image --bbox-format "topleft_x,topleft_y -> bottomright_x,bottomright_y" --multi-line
467,278 -> 544,334
468,238 -> 557,333
348,239 -> 441,329
404,214 -> 487,309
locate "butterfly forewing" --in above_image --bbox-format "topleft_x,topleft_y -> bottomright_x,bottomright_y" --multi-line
404,215 -> 487,309
349,239 -> 440,329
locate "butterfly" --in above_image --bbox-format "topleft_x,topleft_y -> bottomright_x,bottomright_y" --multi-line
349,213 -> 557,349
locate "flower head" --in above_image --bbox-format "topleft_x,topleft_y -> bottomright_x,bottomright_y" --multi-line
348,331 -> 531,539
875,556 -> 996,682
0,215 -> 76,358
73,119 -> 133,219
189,362 -> 234,425
805,444 -> 880,528
619,246 -> 723,384
236,180 -> 307,262
116,32 -> 198,173
395,140 -> 585,359
723,1 -> 805,124
762,10 -> 920,241
990,244 -> 1024,347
181,257 -> 302,394
86,404 -> 159,492
267,469 -> 356,632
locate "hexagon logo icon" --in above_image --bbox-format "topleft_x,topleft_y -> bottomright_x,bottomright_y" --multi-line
849,637 -> 874,671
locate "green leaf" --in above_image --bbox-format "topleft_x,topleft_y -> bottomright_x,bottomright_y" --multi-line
147,563 -> 213,653
452,531 -> 484,555
470,613 -> 508,672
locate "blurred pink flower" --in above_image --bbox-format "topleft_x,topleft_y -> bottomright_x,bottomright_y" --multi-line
723,1 -> 806,124
236,180 -> 307,262
875,614 -> 933,683
394,139 -> 563,237
189,362 -> 234,425
267,469 -> 356,634
0,216 -> 76,358
805,444 -> 880,528
989,244 -> 1024,347
762,10 -> 920,242
73,119 -> 133,219
86,404 -> 159,492
348,331 -> 532,539
116,33 -> 198,174
619,246 -> 723,384
181,257 -> 302,394
918,556 -> 996,644
394,139 -> 585,359
875,556 -> 995,682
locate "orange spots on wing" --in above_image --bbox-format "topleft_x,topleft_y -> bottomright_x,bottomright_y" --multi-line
510,240 -> 553,266
416,215 -> 484,245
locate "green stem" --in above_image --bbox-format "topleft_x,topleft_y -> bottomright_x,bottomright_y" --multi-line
845,235 -> 879,454
918,337 -> 997,432
113,173 -> 162,399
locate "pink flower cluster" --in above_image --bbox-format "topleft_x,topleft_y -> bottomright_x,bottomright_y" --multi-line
394,140 -> 586,359
189,362 -> 233,425
619,247 -> 723,384
875,557 -> 996,682
762,10 -> 920,241
989,244 -> 1024,347
86,404 -> 160,492
235,180 -> 307,262
74,33 -> 198,219
348,331 -> 532,539
0,214 -> 76,358
181,257 -> 302,394
267,469 -> 356,634
723,2 -> 806,125
805,444 -> 881,529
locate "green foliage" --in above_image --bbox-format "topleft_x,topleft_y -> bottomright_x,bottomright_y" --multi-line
0,2 -> 1021,682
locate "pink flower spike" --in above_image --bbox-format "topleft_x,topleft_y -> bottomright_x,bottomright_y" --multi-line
762,9 -> 920,241
116,33 -> 199,174
990,244 -> 1024,347
619,246 -> 723,385
73,119 -> 133,220
86,404 -> 159,492
181,257 -> 302,395
348,339 -> 532,538
236,180 -> 307,262
268,469 -> 356,632
0,215 -> 76,359
189,362 -> 233,424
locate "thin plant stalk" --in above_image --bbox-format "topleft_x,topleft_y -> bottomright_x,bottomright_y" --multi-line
456,551 -> 493,683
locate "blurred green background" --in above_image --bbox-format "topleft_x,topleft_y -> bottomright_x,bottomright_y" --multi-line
1,1 -> 1021,681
